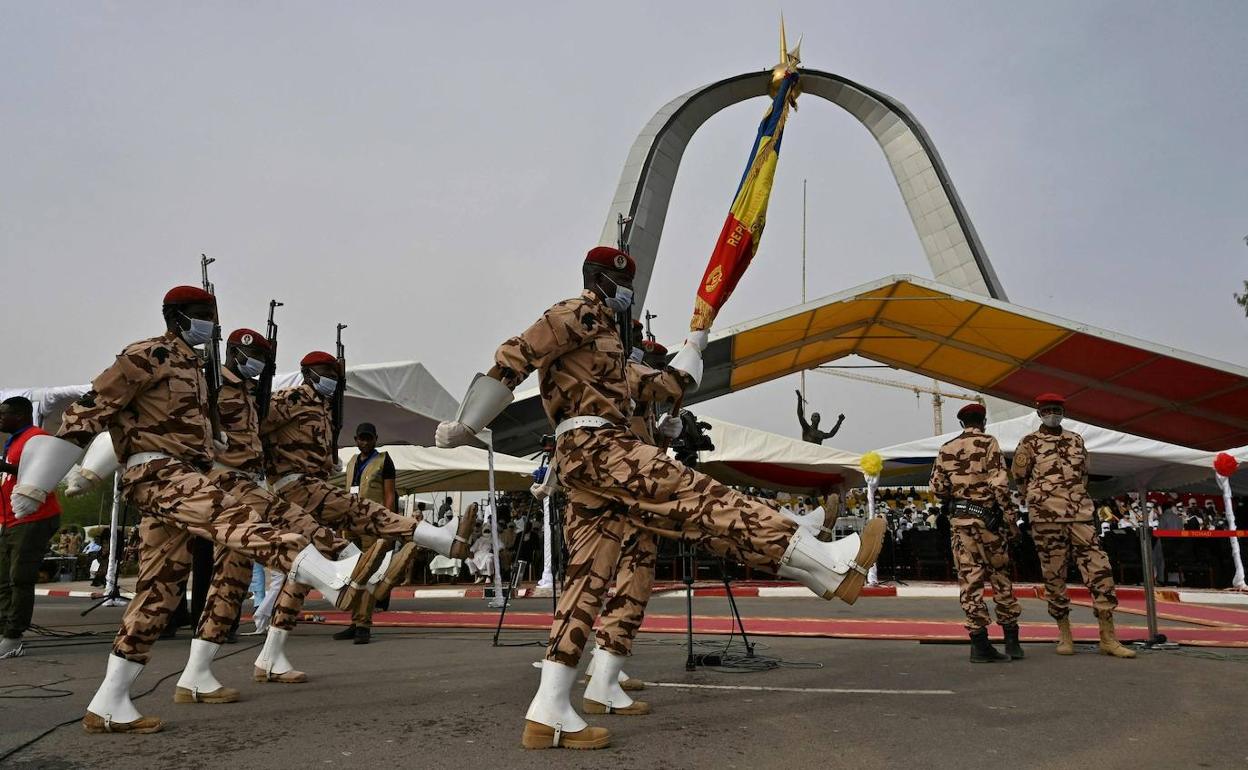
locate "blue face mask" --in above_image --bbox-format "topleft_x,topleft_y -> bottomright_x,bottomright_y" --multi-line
599,274 -> 634,313
312,373 -> 338,398
237,355 -> 265,379
180,314 -> 216,347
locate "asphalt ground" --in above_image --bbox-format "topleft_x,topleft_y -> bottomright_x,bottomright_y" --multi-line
4,594 -> 1247,769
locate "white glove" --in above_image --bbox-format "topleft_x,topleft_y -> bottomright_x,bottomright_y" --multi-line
688,330 -> 709,352
64,470 -> 93,497
656,413 -> 683,440
436,420 -> 476,449
214,432 -> 229,452
10,492 -> 42,519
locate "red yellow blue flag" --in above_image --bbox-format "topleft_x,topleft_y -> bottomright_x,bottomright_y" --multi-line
691,70 -> 799,332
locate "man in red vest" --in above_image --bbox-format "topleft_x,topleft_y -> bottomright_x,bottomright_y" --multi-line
0,396 -> 62,658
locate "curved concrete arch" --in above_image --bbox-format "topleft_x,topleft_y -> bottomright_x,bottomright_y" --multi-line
601,68 -> 1007,308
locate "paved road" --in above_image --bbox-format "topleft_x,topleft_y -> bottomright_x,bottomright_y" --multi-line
4,596 -> 1245,769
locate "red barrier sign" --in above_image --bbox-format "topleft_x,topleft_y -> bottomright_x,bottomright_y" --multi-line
1152,529 -> 1248,538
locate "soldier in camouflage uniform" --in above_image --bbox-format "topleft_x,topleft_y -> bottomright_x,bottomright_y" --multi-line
582,336 -> 680,703
1012,393 -> 1135,658
9,287 -> 368,734
262,350 -> 477,638
929,403 -> 1023,663
192,329 -> 357,692
437,246 -> 885,751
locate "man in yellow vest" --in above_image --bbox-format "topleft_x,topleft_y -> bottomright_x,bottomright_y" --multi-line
335,422 -> 398,645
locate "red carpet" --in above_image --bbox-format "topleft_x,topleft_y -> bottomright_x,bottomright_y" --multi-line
1072,597 -> 1248,628
302,609 -> 1248,648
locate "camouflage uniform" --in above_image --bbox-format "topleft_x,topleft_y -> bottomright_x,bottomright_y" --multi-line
57,332 -> 307,663
929,427 -> 1020,631
589,362 -> 671,656
262,382 -> 419,629
488,290 -> 797,666
1012,427 -> 1118,621
198,368 -> 351,643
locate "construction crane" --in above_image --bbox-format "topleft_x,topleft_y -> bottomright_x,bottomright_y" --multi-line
811,367 -> 985,435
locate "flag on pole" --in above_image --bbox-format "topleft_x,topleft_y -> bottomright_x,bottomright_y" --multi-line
690,61 -> 800,332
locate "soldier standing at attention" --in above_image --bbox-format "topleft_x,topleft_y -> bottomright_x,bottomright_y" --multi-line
1012,393 -> 1135,659
929,403 -> 1023,663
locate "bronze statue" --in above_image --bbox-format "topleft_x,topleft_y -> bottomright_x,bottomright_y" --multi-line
796,389 -> 844,445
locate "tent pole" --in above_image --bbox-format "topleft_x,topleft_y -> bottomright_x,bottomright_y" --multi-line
1137,485 -> 1161,646
104,472 -> 121,600
485,430 -> 506,608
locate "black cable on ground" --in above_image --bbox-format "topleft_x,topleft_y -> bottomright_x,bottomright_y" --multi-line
0,676 -> 75,700
0,641 -> 262,764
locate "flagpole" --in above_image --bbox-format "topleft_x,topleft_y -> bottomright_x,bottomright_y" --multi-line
800,177 -> 807,402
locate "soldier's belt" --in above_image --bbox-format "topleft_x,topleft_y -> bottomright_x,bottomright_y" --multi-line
124,451 -> 175,470
271,472 -> 304,492
210,462 -> 259,482
554,416 -> 612,437
951,500 -> 994,519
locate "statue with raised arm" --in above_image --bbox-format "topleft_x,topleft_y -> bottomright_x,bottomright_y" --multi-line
797,389 -> 845,445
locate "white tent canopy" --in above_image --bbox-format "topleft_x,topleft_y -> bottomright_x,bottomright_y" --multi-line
333,444 -> 538,494
2,361 -> 457,448
693,415 -> 865,493
876,413 -> 1248,495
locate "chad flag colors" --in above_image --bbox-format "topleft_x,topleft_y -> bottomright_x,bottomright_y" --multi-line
690,72 -> 799,332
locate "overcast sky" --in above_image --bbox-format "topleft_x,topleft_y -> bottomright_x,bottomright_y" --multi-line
4,1 -> 1247,450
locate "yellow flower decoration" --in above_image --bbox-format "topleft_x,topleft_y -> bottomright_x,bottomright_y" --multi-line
860,451 -> 883,478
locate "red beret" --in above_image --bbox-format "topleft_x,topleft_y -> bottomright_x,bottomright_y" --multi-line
631,319 -> 643,333
642,339 -> 668,356
227,328 -> 271,351
300,351 -> 338,368
957,403 -> 986,421
585,246 -> 636,278
163,285 -> 216,306
1035,392 -> 1066,406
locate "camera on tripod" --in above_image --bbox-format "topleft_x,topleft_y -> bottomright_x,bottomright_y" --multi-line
667,409 -> 714,467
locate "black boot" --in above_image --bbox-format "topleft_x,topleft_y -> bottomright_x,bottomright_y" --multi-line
1002,624 -> 1025,660
332,625 -> 357,641
969,628 -> 1009,663
353,627 -> 371,645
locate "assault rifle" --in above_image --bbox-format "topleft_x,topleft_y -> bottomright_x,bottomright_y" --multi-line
255,299 -> 282,424
200,254 -> 223,430
331,323 -> 347,448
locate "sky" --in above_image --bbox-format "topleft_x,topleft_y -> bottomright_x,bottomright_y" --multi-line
4,1 -> 1247,451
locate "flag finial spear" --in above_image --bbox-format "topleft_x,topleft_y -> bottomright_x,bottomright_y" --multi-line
770,14 -> 802,107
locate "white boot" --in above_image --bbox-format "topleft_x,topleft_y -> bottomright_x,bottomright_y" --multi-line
780,522 -> 884,604
780,507 -> 821,535
413,505 -> 476,560
175,639 -> 239,703
584,643 -> 639,689
522,660 -> 610,749
778,563 -> 832,597
288,543 -> 359,606
526,660 -> 589,732
583,649 -> 649,714
253,627 -> 307,683
0,636 -> 23,659
84,654 -> 162,733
